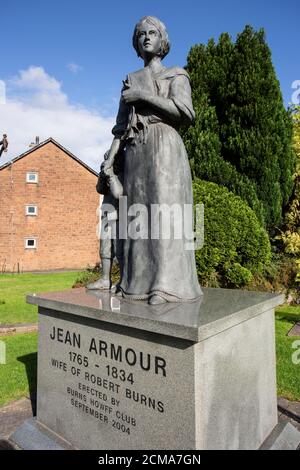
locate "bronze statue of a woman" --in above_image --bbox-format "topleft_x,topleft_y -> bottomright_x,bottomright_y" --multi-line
103,16 -> 202,305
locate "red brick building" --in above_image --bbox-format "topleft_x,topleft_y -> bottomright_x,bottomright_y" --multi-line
0,138 -> 100,272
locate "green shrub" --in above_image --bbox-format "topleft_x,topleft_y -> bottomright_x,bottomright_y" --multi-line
73,265 -> 101,288
248,253 -> 299,298
73,264 -> 120,288
225,263 -> 253,287
193,179 -> 271,287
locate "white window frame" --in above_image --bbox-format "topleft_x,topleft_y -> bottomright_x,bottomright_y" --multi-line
25,238 -> 37,249
26,172 -> 39,184
26,205 -> 38,216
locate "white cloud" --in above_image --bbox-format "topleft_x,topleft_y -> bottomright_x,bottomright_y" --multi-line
0,80 -> 6,104
12,66 -> 62,92
0,66 -> 115,171
67,62 -> 83,74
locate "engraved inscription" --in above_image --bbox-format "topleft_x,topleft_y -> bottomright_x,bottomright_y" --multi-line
48,325 -> 167,437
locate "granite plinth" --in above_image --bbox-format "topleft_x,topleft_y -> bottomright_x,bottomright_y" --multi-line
14,287 -> 299,449
27,287 -> 284,342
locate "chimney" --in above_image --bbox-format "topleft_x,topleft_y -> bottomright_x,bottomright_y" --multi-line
29,136 -> 40,148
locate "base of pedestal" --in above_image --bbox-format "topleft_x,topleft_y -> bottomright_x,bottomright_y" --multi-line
10,418 -> 73,450
10,416 -> 300,450
260,420 -> 300,450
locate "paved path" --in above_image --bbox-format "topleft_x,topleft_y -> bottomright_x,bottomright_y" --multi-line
0,323 -> 37,336
278,396 -> 300,433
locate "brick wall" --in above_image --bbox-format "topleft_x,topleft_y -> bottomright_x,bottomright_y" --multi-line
0,141 -> 100,272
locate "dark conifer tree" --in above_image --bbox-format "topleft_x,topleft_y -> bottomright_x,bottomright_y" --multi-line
184,25 -> 295,229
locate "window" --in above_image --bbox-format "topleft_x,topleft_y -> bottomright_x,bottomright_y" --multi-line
26,205 -> 38,216
25,238 -> 37,249
26,172 -> 38,183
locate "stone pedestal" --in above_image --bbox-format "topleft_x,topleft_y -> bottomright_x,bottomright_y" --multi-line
10,287 -> 300,449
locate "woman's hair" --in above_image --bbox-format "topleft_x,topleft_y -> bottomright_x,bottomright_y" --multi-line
132,16 -> 170,59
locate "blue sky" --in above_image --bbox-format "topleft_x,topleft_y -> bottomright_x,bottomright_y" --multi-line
1,0 -> 299,168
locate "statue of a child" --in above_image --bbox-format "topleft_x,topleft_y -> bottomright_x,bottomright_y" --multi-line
87,151 -> 124,290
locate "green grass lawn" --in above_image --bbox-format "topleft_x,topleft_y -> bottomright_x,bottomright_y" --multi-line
275,306 -> 300,401
0,272 -> 81,324
276,304 -> 300,319
0,332 -> 37,406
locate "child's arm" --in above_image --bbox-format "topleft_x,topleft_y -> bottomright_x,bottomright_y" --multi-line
103,137 -> 124,174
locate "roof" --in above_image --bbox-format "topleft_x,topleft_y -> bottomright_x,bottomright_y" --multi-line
0,137 -> 98,176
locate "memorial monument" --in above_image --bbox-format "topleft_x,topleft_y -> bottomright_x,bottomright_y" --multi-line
0,133 -> 8,158
10,17 -> 300,450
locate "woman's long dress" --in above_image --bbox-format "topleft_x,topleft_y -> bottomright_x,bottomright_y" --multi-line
113,65 -> 202,302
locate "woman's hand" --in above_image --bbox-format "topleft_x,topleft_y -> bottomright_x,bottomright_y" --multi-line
103,159 -> 113,175
122,83 -> 181,122
122,88 -> 149,105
